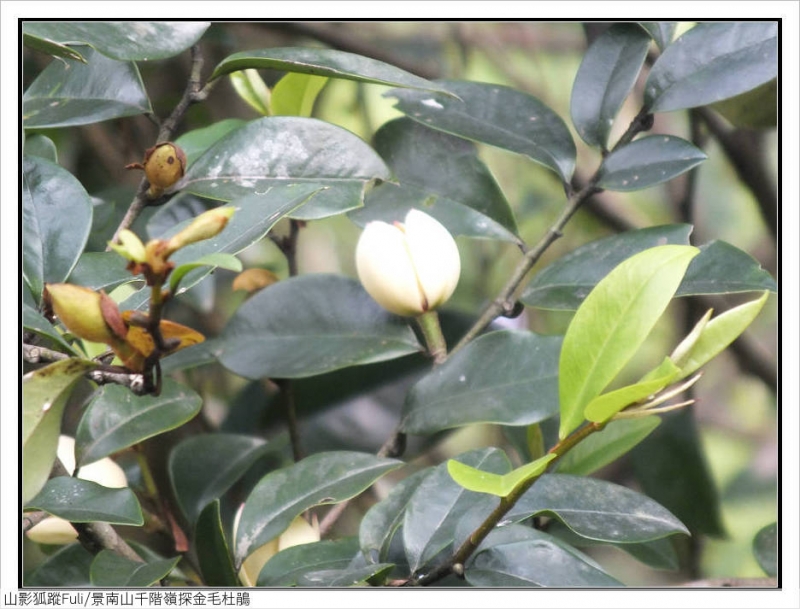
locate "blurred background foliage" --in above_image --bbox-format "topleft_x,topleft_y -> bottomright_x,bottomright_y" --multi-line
23,22 -> 777,584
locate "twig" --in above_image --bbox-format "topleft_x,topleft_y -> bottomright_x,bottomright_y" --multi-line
73,521 -> 144,564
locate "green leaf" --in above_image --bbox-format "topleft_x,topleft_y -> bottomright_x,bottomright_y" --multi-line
388,80 -> 576,182
559,245 -> 699,439
169,253 -> 242,294
24,133 -> 58,162
229,69 -> 271,116
22,359 -> 96,503
583,358 -> 681,423
508,474 -> 689,542
677,240 -> 777,296
209,47 -> 453,97
26,477 -> 143,525
402,330 -> 561,433
597,135 -> 707,191
235,451 -> 401,566
753,522 -> 777,577
673,291 -> 770,379
169,433 -> 271,525
571,23 -> 652,149
271,72 -> 329,117
217,274 -> 421,380
638,22 -> 677,51
23,47 -> 151,128
296,564 -> 394,587
195,500 -> 239,587
182,116 -> 390,220
74,380 -> 202,467
23,156 -> 93,301
522,225 -> 693,310
447,453 -> 557,497
709,79 -> 777,128
23,22 -> 209,61
555,417 -> 661,476
349,118 -> 520,243
23,32 -> 87,63
174,119 -> 248,166
257,537 -> 360,586
645,22 -> 778,112
25,544 -> 94,587
68,251 -> 136,292
90,551 -> 180,587
23,302 -> 77,353
403,448 -> 507,573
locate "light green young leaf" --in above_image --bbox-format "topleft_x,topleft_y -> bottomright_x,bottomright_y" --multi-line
169,253 -> 243,294
229,69 -> 271,116
559,245 -> 699,439
669,308 -> 714,368
271,72 -> 329,117
447,454 -> 557,498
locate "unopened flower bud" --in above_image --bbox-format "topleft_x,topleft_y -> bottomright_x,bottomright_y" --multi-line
164,206 -> 236,256
356,209 -> 461,316
126,142 -> 186,199
108,229 -> 147,263
44,283 -> 119,345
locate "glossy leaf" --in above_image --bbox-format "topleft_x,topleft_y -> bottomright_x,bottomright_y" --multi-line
388,80 -> 576,182
74,380 -> 202,467
296,564 -> 394,587
68,251 -> 136,292
174,119 -> 248,166
571,23 -> 651,149
271,72 -> 329,117
555,417 -> 661,476
182,116 -> 390,220
90,551 -> 180,587
350,118 -> 519,243
23,47 -> 151,128
210,46 -> 452,96
753,522 -> 777,577
22,32 -> 87,63
403,448 -> 508,573
218,274 -> 421,380
23,156 -> 93,301
26,476 -> 143,525
638,22 -> 677,51
597,135 -> 707,191
645,22 -> 778,112
235,451 -> 401,566
257,537 -> 360,586
25,544 -> 94,587
508,474 -> 689,542
229,69 -> 271,116
22,359 -> 96,503
23,22 -> 209,61
677,240 -> 777,296
169,252 -> 243,293
169,433 -> 271,525
22,302 -> 77,353
447,453 -> 557,497
522,224 -> 693,310
195,500 -> 239,587
559,245 -> 699,438
24,133 -> 58,162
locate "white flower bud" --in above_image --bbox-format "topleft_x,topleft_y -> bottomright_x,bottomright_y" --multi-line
356,209 -> 461,316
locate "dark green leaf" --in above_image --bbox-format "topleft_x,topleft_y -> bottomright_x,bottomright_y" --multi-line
677,240 -> 777,295
182,116 -> 390,220
26,477 -> 143,525
23,22 -> 209,61
388,80 -> 576,182
571,23 -> 652,149
753,522 -> 777,577
402,330 -> 561,433
74,380 -> 202,467
257,537 -> 360,586
296,564 -> 394,587
23,156 -> 93,301
195,500 -> 239,587
25,544 -> 94,587
522,225 -> 693,310
508,473 -> 689,542
349,118 -> 519,243
24,133 -> 58,162
638,22 -> 677,51
23,47 -> 151,128
209,47 -> 453,97
23,32 -> 87,63
174,119 -> 248,167
169,433 -> 270,525
218,274 -> 422,380
645,22 -> 778,112
235,451 -> 401,566
68,251 -> 136,292
90,551 -> 180,587
22,302 -> 77,353
597,135 -> 707,191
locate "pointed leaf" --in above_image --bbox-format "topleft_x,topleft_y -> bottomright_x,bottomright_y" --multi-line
388,80 -> 576,182
23,32 -> 87,63
639,22 -> 677,51
23,47 -> 151,128
23,156 -> 93,301
235,452 -> 401,566
217,274 -> 421,380
677,240 -> 777,295
257,537 -> 360,586
350,118 -> 519,242
169,433 -> 270,525
271,72 -> 329,117
229,69 -> 271,116
195,500 -> 239,587
447,453 -> 557,497
571,23 -> 652,149
74,380 -> 202,467
522,224 -> 693,310
597,135 -> 707,191
23,359 -> 96,503
169,252 -> 243,294
753,522 -> 777,577
182,116 -> 390,220
90,551 -> 180,587
26,476 -> 143,525
23,22 -> 209,61
559,245 -> 699,438
645,22 -> 778,112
